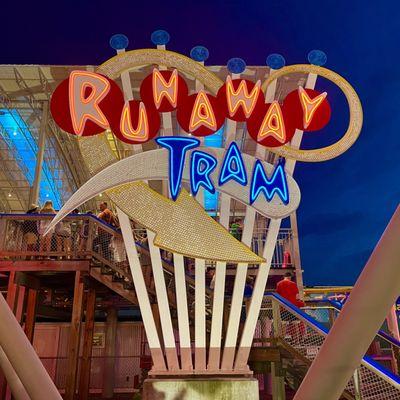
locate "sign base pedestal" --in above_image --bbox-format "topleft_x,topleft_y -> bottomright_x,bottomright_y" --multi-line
143,377 -> 259,400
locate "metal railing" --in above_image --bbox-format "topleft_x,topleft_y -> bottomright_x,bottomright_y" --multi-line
252,227 -> 294,268
0,213 -> 294,271
0,214 -> 217,321
303,299 -> 400,375
258,293 -> 400,399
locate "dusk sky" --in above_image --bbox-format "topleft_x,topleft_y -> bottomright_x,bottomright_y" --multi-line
2,1 -> 398,286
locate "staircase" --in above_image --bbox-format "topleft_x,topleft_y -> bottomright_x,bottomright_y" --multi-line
252,293 -> 400,399
0,213 -> 216,330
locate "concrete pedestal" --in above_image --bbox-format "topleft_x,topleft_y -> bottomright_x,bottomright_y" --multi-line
143,378 -> 259,400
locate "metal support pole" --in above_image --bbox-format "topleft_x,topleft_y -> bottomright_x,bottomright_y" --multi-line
271,361 -> 286,400
272,300 -> 282,339
0,292 -> 62,400
289,212 -> 304,299
78,287 -> 96,400
65,272 -> 84,400
102,307 -> 117,398
30,101 -> 48,206
386,305 -> 400,374
271,298 -> 286,399
294,206 -> 400,400
352,369 -> 361,400
0,347 -> 29,400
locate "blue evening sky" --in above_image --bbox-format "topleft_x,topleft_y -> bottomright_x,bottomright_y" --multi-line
2,0 -> 399,286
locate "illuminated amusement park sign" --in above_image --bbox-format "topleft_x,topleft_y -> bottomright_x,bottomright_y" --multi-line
44,42 -> 364,382
49,68 -> 335,207
48,45 -> 363,222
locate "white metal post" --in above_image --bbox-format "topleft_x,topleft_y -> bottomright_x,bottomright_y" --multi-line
174,253 -> 193,370
195,258 -> 207,371
118,211 -> 166,372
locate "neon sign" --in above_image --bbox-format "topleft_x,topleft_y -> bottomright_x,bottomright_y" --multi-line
190,150 -> 218,197
298,86 -> 327,129
68,71 -> 111,136
250,159 -> 289,205
218,142 -> 248,187
156,136 -> 289,205
225,76 -> 261,119
152,68 -> 179,110
120,101 -> 149,142
189,91 -> 218,133
50,68 -> 331,146
257,101 -> 286,144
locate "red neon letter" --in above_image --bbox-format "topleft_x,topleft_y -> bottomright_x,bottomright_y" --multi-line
226,76 -> 261,119
189,91 -> 217,132
119,101 -> 149,142
68,71 -> 111,135
298,86 -> 327,129
152,68 -> 179,109
257,101 -> 286,143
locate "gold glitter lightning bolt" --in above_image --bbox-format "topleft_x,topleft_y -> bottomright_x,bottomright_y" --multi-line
50,135 -> 264,264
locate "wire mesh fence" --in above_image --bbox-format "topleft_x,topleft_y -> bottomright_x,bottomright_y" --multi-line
303,302 -> 400,376
260,294 -> 400,399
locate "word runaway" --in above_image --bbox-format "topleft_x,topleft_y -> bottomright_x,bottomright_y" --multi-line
50,69 -> 331,148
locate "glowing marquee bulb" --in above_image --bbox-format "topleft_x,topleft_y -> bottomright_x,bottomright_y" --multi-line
226,76 -> 261,119
69,71 -> 111,135
257,101 -> 286,143
189,91 -> 217,132
298,86 -> 327,129
152,68 -> 179,109
119,101 -> 149,142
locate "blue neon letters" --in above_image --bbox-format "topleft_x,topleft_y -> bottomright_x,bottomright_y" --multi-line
250,159 -> 289,205
157,136 -> 289,205
218,142 -> 248,187
190,151 -> 218,196
156,137 -> 199,200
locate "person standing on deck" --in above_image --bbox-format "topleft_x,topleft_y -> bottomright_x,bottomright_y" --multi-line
96,202 -> 117,261
276,272 -> 304,308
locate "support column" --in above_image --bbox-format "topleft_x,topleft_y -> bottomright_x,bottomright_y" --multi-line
151,303 -> 163,347
3,283 -> 26,399
65,272 -> 84,400
24,289 -> 38,343
78,287 -> 96,400
0,292 -> 62,400
102,307 -> 117,399
0,272 -> 18,398
30,101 -> 48,205
173,254 -> 192,371
294,207 -> 400,400
0,362 -> 5,399
194,259 -> 206,371
386,305 -> 400,374
6,272 -> 18,314
289,212 -> 304,300
271,362 -> 286,400
14,287 -> 26,325
0,347 -> 29,400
